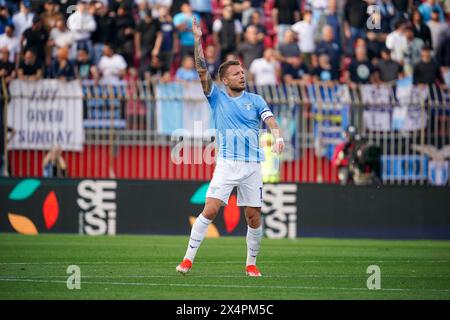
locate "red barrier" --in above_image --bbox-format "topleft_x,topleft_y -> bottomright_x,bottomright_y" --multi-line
8,146 -> 338,183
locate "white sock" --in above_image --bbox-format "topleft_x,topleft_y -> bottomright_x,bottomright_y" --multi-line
184,214 -> 212,262
246,225 -> 262,266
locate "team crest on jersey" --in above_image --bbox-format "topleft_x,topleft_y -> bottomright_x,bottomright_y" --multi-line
244,103 -> 252,110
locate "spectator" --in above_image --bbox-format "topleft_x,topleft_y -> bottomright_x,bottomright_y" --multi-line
135,0 -> 173,19
0,47 -> 16,82
48,18 -> 75,60
413,46 -> 442,85
173,3 -> 200,59
0,5 -> 12,35
141,56 -> 163,82
205,44 -> 220,80
276,29 -> 310,84
21,15 -> 49,66
175,55 -> 199,81
170,0 -> 188,17
74,47 -> 96,80
271,0 -> 301,46
345,45 -> 374,84
331,125 -> 358,185
377,0 -> 397,34
213,3 -> 243,61
237,25 -> 264,70
248,48 -> 280,86
158,6 -> 176,75
427,9 -> 447,52
306,0 -> 328,26
374,47 -> 403,83
59,0 -> 79,20
224,0 -> 250,23
366,30 -> 385,64
403,26 -> 424,76
0,24 -> 19,64
18,49 -> 43,80
312,53 -> 339,83
67,0 -> 97,60
12,0 -> 34,37
109,0 -> 134,13
190,0 -> 213,34
40,0 -> 63,31
411,9 -> 432,49
392,0 -> 410,18
136,8 -> 162,77
343,0 -> 368,55
443,0 -> 450,14
291,10 -> 316,68
47,47 -> 75,80
241,0 -> 265,27
244,10 -> 266,43
42,144 -> 67,178
91,0 -> 116,65
314,24 -> 341,78
436,30 -> 450,71
29,0 -> 46,14
385,19 -> 407,64
224,52 -> 240,62
418,0 -> 445,23
314,0 -> 341,47
97,44 -> 127,83
115,4 -> 136,66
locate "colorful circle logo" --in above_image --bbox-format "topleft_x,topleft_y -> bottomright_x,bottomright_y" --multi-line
7,179 -> 59,235
190,183 -> 241,237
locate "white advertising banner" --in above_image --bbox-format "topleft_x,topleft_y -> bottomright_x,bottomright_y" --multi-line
7,79 -> 84,151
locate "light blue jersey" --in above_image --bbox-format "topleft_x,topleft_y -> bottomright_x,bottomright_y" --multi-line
206,83 -> 273,162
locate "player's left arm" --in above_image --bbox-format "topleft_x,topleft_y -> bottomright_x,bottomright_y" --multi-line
264,116 -> 285,154
192,17 -> 213,95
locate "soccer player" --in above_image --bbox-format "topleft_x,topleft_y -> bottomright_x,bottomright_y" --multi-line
176,17 -> 285,277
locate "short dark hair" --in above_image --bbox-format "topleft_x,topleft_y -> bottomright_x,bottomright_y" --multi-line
381,46 -> 390,54
218,60 -> 241,80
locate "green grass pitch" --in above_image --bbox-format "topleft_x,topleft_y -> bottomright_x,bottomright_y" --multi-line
0,234 -> 449,299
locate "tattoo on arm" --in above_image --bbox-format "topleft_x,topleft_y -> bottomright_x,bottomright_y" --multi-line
195,41 -> 207,70
265,116 -> 282,139
194,39 -> 213,94
201,72 -> 213,95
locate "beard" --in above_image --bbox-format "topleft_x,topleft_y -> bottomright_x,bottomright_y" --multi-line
229,82 -> 246,92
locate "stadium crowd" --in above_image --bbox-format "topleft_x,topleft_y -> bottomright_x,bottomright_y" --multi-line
0,0 -> 449,86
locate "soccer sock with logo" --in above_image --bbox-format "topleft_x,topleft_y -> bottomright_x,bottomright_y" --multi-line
246,225 -> 263,266
184,214 -> 212,262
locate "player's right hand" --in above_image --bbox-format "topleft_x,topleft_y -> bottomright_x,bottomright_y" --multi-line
272,138 -> 285,155
193,17 -> 202,40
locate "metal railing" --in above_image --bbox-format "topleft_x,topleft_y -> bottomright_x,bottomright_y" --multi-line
1,78 -> 449,185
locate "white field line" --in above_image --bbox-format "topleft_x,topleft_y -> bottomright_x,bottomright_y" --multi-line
1,274 -> 450,279
1,260 -> 449,265
1,277 -> 450,293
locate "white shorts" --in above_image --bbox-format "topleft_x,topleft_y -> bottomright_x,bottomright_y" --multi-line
206,159 -> 263,207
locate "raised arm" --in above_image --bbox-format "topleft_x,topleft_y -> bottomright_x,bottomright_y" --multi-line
193,17 -> 213,95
